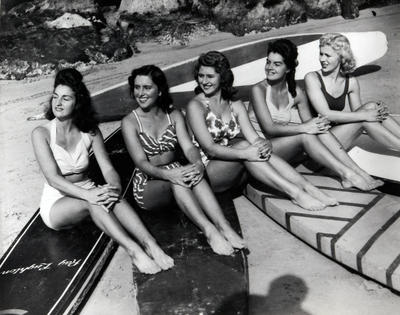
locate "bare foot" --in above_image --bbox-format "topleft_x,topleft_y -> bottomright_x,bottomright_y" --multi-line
342,171 -> 372,191
131,251 -> 162,274
291,191 -> 326,211
205,226 -> 234,256
357,169 -> 384,190
304,184 -> 338,206
220,227 -> 246,249
145,242 -> 174,271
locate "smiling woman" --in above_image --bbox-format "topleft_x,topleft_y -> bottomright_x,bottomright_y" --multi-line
121,64 -> 246,255
32,68 -> 174,275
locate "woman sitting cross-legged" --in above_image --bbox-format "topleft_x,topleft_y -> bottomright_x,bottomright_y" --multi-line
32,68 -> 174,274
186,50 -> 338,212
247,38 -> 382,191
121,65 -> 245,256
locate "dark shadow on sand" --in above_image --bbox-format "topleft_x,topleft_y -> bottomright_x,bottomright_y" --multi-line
353,64 -> 381,77
215,274 -> 312,315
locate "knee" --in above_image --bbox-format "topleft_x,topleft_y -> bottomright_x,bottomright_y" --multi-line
359,101 -> 378,111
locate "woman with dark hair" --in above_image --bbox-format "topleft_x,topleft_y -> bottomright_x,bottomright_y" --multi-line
248,39 -> 381,191
122,65 -> 245,255
32,68 -> 174,274
187,51 -> 338,211
305,33 -> 400,151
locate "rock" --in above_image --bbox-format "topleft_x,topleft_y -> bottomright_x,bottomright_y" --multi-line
303,0 -> 340,18
118,0 -> 182,14
212,0 -> 307,36
45,12 -> 93,29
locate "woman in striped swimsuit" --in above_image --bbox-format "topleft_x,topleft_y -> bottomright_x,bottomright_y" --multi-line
121,65 -> 245,255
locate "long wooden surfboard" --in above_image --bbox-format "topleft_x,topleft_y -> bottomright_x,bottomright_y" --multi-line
0,129 -> 135,314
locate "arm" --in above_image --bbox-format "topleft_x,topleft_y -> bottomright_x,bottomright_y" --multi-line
304,72 -> 378,123
186,99 -> 249,161
172,110 -> 205,185
232,100 -> 272,160
31,126 -> 111,205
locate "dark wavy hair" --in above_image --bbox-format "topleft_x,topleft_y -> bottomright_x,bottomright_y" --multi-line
128,65 -> 173,113
45,68 -> 97,134
267,39 -> 298,98
193,51 -> 237,100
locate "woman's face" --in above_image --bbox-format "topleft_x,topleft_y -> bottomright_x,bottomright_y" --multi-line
197,65 -> 221,97
265,52 -> 288,81
133,75 -> 159,110
319,45 -> 341,73
52,84 -> 76,119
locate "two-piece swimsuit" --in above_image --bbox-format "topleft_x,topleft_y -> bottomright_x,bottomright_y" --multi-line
193,100 -> 241,166
247,83 -> 301,138
131,110 -> 180,209
39,119 -> 95,230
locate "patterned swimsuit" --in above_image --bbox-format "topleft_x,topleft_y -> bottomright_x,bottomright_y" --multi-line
131,110 -> 180,209
193,100 -> 241,165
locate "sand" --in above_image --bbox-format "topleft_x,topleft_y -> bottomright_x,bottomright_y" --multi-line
1,4 -> 399,314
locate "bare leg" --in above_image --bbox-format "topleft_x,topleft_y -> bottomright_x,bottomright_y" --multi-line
49,197 -> 162,274
191,179 -> 246,249
272,134 -> 375,190
318,132 -> 383,189
113,199 -> 174,270
171,184 -> 234,255
266,154 -> 338,206
205,159 -> 245,192
357,102 -> 400,150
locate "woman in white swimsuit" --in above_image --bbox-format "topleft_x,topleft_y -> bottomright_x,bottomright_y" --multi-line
32,68 -> 173,274
248,38 -> 382,191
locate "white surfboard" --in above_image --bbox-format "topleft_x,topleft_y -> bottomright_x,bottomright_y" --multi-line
170,31 -> 388,93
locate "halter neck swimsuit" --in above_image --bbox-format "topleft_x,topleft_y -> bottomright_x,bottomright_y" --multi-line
316,72 -> 349,111
247,83 -> 301,138
193,100 -> 241,165
131,110 -> 180,209
39,119 -> 95,230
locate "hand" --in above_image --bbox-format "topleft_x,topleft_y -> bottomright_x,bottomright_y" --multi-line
183,161 -> 205,187
376,101 -> 389,120
164,165 -> 197,187
364,108 -> 384,122
245,142 -> 270,162
303,115 -> 331,134
253,137 -> 272,160
85,185 -> 120,206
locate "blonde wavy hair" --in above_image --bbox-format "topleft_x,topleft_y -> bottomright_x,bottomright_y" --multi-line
319,33 -> 356,74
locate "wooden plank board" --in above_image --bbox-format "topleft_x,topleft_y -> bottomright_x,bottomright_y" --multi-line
0,129 -> 134,315
244,169 -> 400,293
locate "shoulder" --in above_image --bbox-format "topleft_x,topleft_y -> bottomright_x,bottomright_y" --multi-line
187,97 -> 206,114
121,112 -> 139,130
31,123 -> 50,140
251,80 -> 267,94
304,71 -> 319,81
231,99 -> 246,114
170,108 -> 185,122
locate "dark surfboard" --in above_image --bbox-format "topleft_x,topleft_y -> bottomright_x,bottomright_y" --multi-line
0,129 -> 134,315
129,192 -> 248,315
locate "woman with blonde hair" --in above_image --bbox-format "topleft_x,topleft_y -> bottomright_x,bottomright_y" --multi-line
305,33 -> 400,151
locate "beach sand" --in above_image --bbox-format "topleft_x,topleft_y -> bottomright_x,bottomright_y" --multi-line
1,4 -> 399,314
